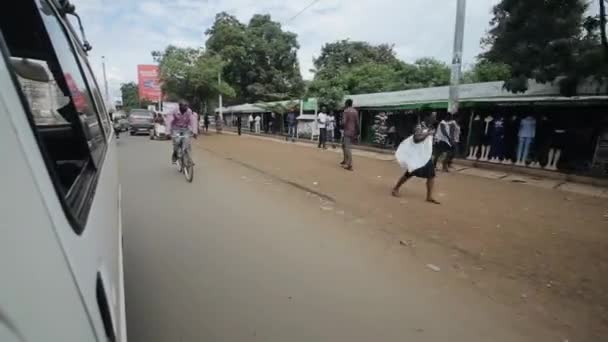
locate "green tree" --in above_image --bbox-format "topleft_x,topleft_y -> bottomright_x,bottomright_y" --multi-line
308,40 -> 451,109
313,40 -> 400,74
462,61 -> 511,83
406,58 -> 450,88
205,12 -> 305,103
481,0 -> 607,95
152,45 -> 236,112
120,82 -> 139,111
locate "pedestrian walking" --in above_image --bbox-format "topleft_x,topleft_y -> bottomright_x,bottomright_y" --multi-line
254,115 -> 261,134
317,106 -> 328,149
248,114 -> 254,132
327,111 -> 336,148
391,112 -> 440,204
432,113 -> 453,172
286,109 -> 297,142
341,99 -> 359,171
236,115 -> 242,136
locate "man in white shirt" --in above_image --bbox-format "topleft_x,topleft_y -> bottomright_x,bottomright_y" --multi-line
432,113 -> 453,172
254,115 -> 261,134
317,107 -> 328,149
326,111 -> 336,148
248,114 -> 254,132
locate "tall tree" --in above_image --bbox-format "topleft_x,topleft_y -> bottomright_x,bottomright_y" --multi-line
313,40 -> 400,75
462,61 -> 511,83
205,12 -> 305,103
152,45 -> 236,112
120,82 -> 139,111
405,58 -> 451,88
308,40 -> 450,109
482,0 -> 606,95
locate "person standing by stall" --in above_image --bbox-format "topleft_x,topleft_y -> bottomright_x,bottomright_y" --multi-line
236,115 -> 242,136
317,107 -> 328,149
254,115 -> 261,134
327,111 -> 336,148
341,99 -> 359,171
286,109 -> 297,142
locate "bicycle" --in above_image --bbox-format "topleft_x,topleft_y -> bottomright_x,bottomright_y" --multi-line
173,131 -> 194,182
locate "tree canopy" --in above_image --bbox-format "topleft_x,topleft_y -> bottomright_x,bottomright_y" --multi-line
120,82 -> 139,111
205,12 -> 305,103
152,45 -> 236,113
463,61 -> 511,84
481,0 -> 607,95
307,40 -> 450,109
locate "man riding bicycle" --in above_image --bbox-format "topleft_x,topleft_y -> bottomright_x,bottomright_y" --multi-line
165,100 -> 198,163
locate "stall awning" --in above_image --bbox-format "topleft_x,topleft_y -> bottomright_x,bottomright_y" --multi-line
362,102 -> 449,111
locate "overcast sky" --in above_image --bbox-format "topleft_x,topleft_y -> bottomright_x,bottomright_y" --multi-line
71,0 -> 501,100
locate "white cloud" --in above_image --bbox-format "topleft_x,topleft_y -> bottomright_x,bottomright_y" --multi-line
71,0 -> 501,99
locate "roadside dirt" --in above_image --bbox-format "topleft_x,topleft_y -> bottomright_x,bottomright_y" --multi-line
195,133 -> 608,341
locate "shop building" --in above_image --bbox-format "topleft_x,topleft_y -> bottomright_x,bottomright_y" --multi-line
219,81 -> 608,177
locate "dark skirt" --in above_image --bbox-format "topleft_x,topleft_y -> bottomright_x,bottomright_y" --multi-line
407,159 -> 436,179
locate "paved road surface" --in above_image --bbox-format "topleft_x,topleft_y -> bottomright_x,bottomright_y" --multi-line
119,135 -> 561,342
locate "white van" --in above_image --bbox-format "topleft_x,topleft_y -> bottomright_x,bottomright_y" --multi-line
0,0 -> 125,341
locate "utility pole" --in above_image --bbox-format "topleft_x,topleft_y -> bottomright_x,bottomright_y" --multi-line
217,71 -> 223,133
448,0 -> 466,114
101,56 -> 110,104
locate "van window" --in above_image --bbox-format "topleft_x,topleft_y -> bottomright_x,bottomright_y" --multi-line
0,0 -> 107,232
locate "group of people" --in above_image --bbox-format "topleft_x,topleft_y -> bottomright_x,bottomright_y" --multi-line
247,114 -> 262,134
315,107 -> 338,149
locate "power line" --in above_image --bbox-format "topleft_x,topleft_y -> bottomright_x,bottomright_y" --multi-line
286,0 -> 321,22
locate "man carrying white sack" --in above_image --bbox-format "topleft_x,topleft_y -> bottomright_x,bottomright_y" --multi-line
391,111 -> 441,204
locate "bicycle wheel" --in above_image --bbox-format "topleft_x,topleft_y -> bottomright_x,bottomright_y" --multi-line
182,151 -> 194,182
176,154 -> 183,173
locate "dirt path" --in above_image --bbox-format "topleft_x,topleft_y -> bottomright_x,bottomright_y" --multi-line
196,133 -> 608,341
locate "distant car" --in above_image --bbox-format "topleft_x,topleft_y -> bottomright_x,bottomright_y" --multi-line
128,109 -> 154,135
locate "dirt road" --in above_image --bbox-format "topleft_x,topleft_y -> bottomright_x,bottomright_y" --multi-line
193,133 -> 608,341
118,134 -> 577,341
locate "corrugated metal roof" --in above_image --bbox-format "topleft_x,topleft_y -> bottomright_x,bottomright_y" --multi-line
217,80 -> 607,113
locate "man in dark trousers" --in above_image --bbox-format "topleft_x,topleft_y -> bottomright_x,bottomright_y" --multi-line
236,115 -> 242,136
341,99 -> 359,171
203,114 -> 210,133
317,106 -> 328,149
286,109 -> 297,142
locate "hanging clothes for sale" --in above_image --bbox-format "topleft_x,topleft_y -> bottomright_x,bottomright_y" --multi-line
490,117 -> 505,160
504,116 -> 519,162
469,116 -> 483,147
482,116 -> 494,146
535,116 -> 553,165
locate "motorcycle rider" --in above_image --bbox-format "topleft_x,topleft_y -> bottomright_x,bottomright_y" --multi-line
165,100 -> 198,163
109,109 -> 120,139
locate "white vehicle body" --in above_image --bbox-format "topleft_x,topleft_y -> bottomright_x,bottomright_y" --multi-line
0,0 -> 125,341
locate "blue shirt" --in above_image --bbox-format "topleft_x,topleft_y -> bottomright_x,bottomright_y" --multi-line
287,112 -> 297,126
518,116 -> 536,138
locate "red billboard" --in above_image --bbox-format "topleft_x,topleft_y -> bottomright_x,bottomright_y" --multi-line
137,64 -> 161,101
